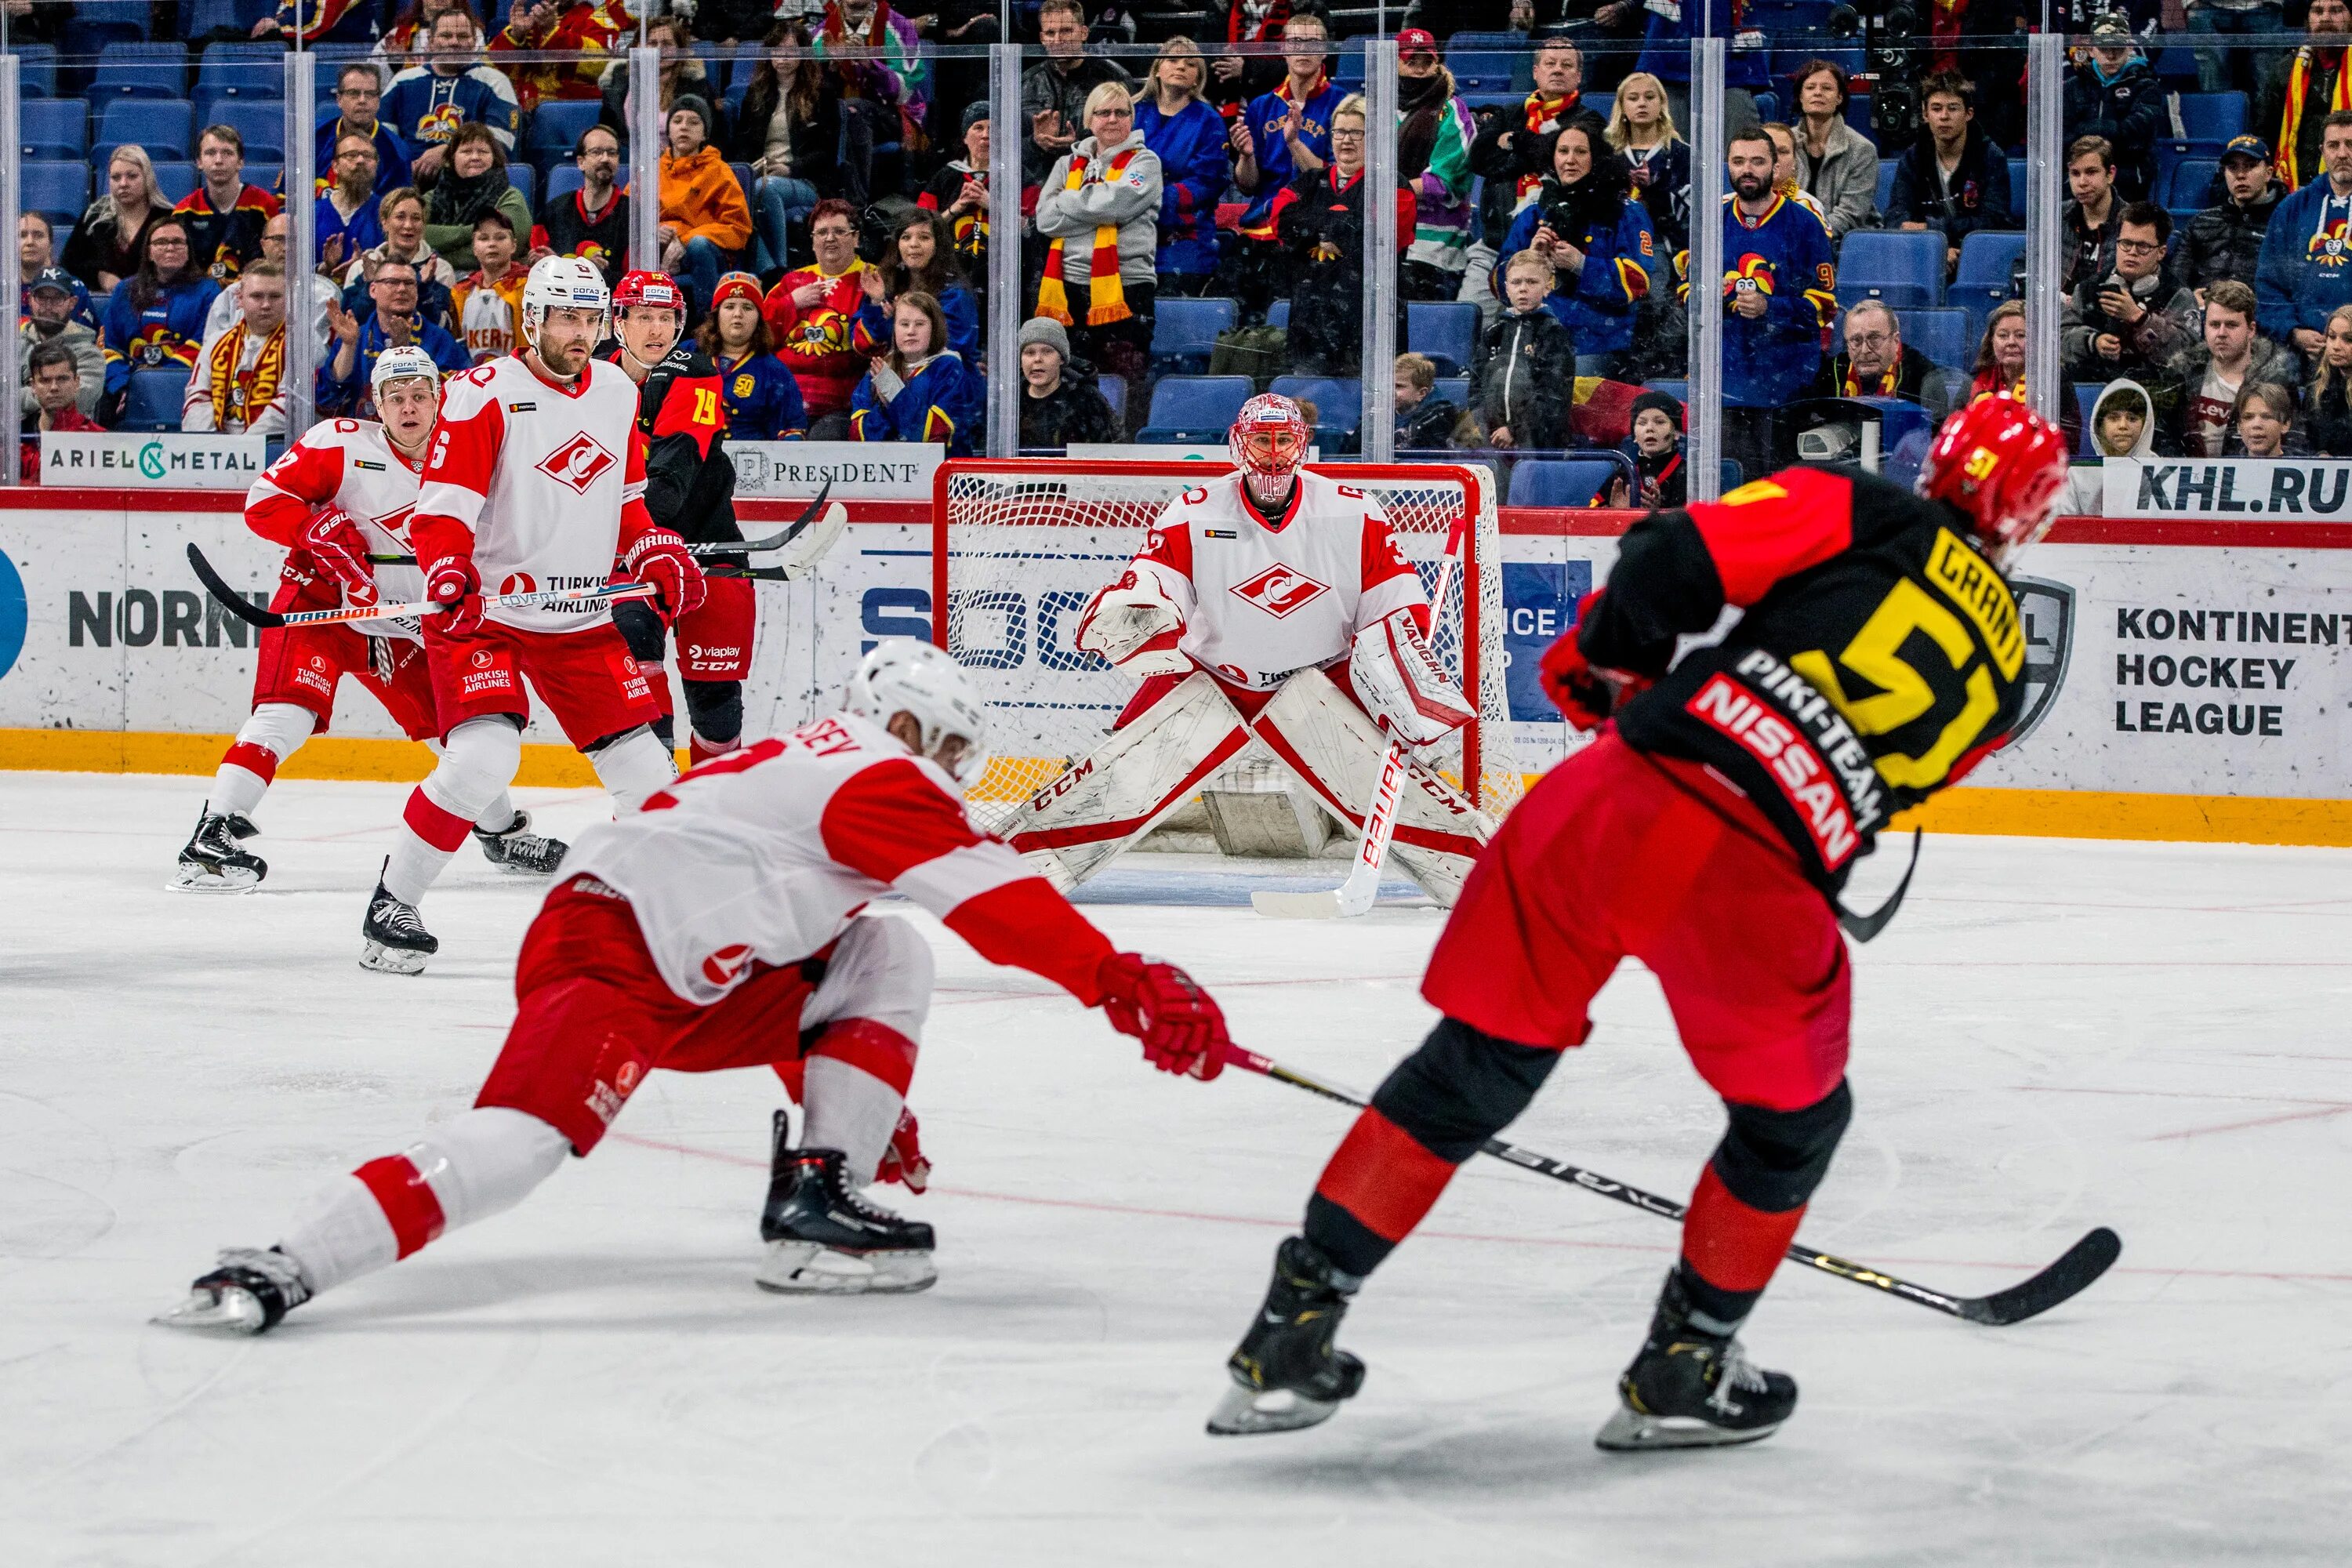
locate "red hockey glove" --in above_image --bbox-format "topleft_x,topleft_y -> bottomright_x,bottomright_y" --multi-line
875,1108 -> 931,1193
1097,953 -> 1229,1080
621,529 -> 706,625
1540,591 -> 1649,731
300,506 -> 377,602
423,552 -> 484,635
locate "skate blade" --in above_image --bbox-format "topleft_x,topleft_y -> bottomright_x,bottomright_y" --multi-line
1594,1403 -> 1781,1452
359,941 -> 430,975
1249,888 -> 1345,920
1205,1379 -> 1345,1436
153,1286 -> 268,1334
169,862 -> 260,894
755,1241 -> 936,1295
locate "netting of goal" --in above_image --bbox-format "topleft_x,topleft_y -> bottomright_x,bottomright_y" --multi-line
934,459 -> 1525,836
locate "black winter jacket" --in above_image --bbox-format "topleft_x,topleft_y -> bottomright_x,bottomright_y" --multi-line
2181,186 -> 2282,295
1472,307 -> 1574,449
2062,59 -> 2165,201
1885,129 -> 2013,249
1019,372 -> 1123,451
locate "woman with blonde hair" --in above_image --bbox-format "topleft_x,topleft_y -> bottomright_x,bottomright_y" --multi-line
849,289 -> 983,456
2305,303 -> 2352,456
1035,79 -> 1164,393
62,145 -> 166,296
1606,71 -> 1690,252
1138,36 -> 1229,296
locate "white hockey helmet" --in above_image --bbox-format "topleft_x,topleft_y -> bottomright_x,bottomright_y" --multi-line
845,638 -> 991,787
520,253 -> 611,346
369,343 -> 442,398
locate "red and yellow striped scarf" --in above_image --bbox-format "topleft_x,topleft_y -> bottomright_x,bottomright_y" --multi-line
1842,349 -> 1901,398
1036,145 -> 1140,328
1516,92 -> 1576,201
2278,47 -> 2352,187
205,319 -> 285,430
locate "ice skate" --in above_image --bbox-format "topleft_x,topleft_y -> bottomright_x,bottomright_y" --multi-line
1208,1235 -> 1366,1436
757,1118 -> 936,1294
154,1247 -> 312,1334
473,808 -> 568,875
1595,1272 -> 1798,1451
360,861 -> 437,975
172,809 -> 266,892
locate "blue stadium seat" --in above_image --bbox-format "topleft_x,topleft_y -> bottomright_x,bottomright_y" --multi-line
1267,299 -> 1291,332
1267,376 -> 1362,441
2175,91 -> 2248,143
20,100 -> 88,161
544,162 -> 633,204
1508,456 -> 1628,508
1644,378 -> 1688,407
206,98 -> 288,161
1893,307 -> 1970,374
1876,156 -> 1900,212
151,162 -> 201,205
1151,296 -> 1239,373
245,162 -> 283,197
79,0 -> 154,34
1751,91 -> 1780,125
2008,157 -> 2027,201
1097,375 -> 1126,424
528,100 -> 608,170
1853,397 -> 1936,456
1406,299 -> 1479,377
1138,376 -> 1257,444
186,0 -> 281,34
2154,48 -> 2202,89
2165,157 -> 2222,209
93,42 -> 191,101
2075,382 -> 2106,456
13,44 -> 59,98
507,165 -> 536,212
96,99 -> 196,165
1954,228 -> 2026,285
1331,40 -> 1367,93
2154,139 -> 2226,200
194,42 -> 283,102
1461,90 -> 1526,118
123,369 -> 193,433
1445,32 -> 1525,95
1839,230 -> 1945,308
729,162 -> 757,219
20,161 -> 92,227
1584,92 -> 1613,125
1432,376 -> 1469,412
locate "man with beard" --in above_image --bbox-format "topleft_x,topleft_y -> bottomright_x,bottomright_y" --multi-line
1704,129 -> 1836,474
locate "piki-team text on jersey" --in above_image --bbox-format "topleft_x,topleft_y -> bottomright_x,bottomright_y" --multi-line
1126,470 -> 1432,690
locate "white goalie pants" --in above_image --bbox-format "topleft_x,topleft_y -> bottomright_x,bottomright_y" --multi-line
1004,665 -> 1495,905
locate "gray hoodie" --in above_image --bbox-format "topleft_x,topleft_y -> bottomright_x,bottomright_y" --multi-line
1036,130 -> 1163,292
2063,376 -> 2158,516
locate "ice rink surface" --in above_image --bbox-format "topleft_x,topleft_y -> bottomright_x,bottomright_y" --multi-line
3,771 -> 2348,1566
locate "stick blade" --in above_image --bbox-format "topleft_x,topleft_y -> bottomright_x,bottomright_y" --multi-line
1250,887 -> 1344,920
1961,1227 -> 2122,1326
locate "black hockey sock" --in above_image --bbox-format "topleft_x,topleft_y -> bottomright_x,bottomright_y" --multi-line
1304,1017 -> 1559,1281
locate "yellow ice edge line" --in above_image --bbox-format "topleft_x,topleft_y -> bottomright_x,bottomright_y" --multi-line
6,729 -> 2352,848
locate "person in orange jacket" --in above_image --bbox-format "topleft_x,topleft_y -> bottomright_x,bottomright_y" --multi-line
761,196 -> 874,431
658,96 -> 753,314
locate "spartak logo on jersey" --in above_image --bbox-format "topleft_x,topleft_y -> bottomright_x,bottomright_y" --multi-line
700,944 -> 754,986
535,432 -> 618,494
1231,563 -> 1330,618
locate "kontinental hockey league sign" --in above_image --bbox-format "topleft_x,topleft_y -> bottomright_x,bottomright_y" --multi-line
2008,575 -> 2075,743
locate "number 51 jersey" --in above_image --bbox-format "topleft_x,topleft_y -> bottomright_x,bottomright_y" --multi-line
1578,465 -> 2027,891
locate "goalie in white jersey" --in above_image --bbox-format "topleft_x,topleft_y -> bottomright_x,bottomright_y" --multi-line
360,256 -> 706,975
175,347 -> 564,891
1007,394 -> 1495,903
160,641 -> 1232,1330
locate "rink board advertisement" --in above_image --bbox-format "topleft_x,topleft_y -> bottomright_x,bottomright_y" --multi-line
2,494 -> 2349,842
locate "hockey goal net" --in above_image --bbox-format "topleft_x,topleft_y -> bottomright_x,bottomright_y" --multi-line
933,459 -> 1523,836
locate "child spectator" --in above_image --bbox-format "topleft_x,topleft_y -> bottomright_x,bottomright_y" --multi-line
699,272 -> 808,441
1608,390 -> 1688,509
1473,250 -> 1575,451
850,291 -> 983,456
2232,381 -> 2303,456
1394,353 -> 1463,452
450,210 -> 528,364
2062,379 -> 2155,514
1015,317 -> 1123,452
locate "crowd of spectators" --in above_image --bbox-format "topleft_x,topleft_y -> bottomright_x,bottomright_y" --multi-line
16,0 -> 2352,496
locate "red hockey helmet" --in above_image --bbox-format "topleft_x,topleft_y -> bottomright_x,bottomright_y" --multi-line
1229,393 -> 1309,507
611,270 -> 685,317
1918,394 -> 2070,567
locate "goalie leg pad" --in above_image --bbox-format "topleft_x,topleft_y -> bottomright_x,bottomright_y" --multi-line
1351,608 -> 1475,748
1249,667 -> 1494,907
1005,670 -> 1252,888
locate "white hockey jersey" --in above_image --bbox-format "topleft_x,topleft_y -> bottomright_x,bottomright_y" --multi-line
564,710 -> 1116,1007
1125,470 -> 1430,691
245,416 -> 429,640
410,351 -> 653,633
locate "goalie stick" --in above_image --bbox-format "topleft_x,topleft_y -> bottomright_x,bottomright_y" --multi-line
187,543 -> 661,630
1225,1044 -> 2122,1327
1250,514 -> 1468,921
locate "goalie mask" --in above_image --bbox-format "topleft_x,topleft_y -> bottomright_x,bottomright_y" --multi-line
1229,394 -> 1310,509
846,638 -> 993,788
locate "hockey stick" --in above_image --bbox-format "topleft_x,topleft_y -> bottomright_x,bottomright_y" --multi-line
368,538 -> 778,563
1251,517 -> 1470,921
1225,1045 -> 2122,1327
188,542 -> 661,630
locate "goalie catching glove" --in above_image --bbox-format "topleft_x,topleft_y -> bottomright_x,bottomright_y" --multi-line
1097,953 -> 1229,1079
1349,607 -> 1475,748
1075,572 -> 1189,676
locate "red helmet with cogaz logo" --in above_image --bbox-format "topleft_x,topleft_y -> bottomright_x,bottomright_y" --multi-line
1918,394 -> 2070,567
611,270 -> 685,316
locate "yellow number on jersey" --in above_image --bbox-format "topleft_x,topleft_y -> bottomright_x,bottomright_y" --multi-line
692,387 -> 720,426
1790,579 -> 2002,790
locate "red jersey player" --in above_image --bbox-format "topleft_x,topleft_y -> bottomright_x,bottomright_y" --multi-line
1211,396 -> 2070,1448
158,640 -> 1232,1328
176,347 -> 567,891
1007,394 -> 1491,904
361,255 -> 706,974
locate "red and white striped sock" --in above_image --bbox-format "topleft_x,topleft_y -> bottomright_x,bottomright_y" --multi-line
801,1021 -> 919,1185
207,703 -> 317,818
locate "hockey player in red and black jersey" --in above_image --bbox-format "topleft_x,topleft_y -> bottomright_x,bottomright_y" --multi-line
605,270 -> 758,767
1211,395 -> 2071,1449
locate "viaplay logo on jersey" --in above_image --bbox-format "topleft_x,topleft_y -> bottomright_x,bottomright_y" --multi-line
0,547 -> 26,681
1230,563 -> 1330,619
536,433 -> 618,495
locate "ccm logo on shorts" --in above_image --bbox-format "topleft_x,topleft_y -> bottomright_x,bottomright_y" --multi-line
1685,673 -> 1859,868
536,433 -> 619,494
1231,564 -> 1330,618
459,646 -> 520,699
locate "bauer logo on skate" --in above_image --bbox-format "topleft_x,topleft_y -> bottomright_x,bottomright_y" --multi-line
1230,564 -> 1330,618
535,434 -> 619,495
